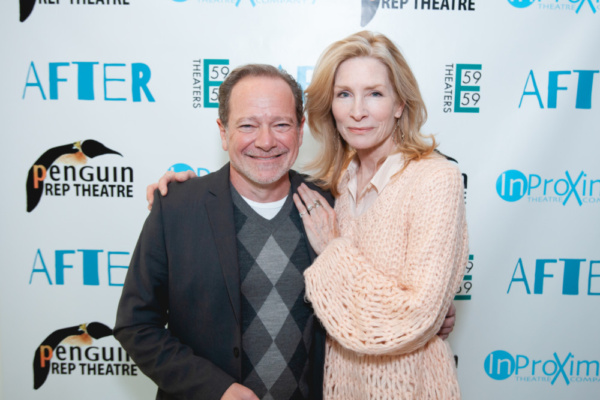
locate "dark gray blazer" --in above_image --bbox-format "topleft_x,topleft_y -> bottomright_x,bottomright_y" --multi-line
114,164 -> 332,400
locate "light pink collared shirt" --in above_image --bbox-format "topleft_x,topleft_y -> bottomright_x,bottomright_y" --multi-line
344,152 -> 404,217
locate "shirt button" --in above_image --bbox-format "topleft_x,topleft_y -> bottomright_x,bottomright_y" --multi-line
233,347 -> 240,358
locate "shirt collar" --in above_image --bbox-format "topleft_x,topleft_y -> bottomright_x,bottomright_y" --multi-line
345,152 -> 404,202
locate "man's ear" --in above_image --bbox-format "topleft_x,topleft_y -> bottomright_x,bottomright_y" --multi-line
217,119 -> 228,151
298,116 -> 305,147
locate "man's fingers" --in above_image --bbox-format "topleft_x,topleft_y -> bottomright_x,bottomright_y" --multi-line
146,183 -> 159,210
447,302 -> 456,318
175,170 -> 197,182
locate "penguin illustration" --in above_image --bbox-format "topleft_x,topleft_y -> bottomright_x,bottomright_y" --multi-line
33,322 -> 113,390
20,0 -> 35,22
26,140 -> 122,212
361,0 -> 380,27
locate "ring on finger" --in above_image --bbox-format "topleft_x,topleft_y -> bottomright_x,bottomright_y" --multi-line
306,204 -> 314,212
314,200 -> 322,208
299,211 -> 306,217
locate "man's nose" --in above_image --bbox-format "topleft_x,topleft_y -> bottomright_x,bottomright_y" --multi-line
254,125 -> 277,151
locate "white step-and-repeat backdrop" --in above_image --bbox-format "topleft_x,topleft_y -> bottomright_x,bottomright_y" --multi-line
1,1 -> 598,399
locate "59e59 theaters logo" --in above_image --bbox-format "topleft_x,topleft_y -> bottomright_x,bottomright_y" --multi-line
484,350 -> 600,385
191,58 -> 315,108
33,322 -> 138,390
361,0 -> 476,27
26,140 -> 134,212
496,169 -> 600,206
507,0 -> 598,14
443,64 -> 482,113
20,0 -> 131,23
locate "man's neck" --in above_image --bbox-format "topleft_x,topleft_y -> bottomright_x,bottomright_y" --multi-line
229,168 -> 291,203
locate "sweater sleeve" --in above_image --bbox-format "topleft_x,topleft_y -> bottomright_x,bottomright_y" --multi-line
304,163 -> 468,356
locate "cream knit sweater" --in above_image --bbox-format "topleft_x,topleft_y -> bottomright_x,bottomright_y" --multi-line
304,156 -> 469,400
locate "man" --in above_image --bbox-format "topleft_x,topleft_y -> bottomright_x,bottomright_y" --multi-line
115,64 -> 456,400
115,64 -> 330,400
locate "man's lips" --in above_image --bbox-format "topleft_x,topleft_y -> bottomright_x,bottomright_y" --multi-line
245,153 -> 285,160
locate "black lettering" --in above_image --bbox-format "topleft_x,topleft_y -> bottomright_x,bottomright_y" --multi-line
69,346 -> 82,361
96,166 -> 109,182
80,166 -> 93,182
49,165 -> 61,181
64,165 -> 76,181
121,167 -> 133,182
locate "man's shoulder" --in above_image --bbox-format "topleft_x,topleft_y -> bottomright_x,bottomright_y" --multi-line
159,165 -> 230,206
289,169 -> 334,205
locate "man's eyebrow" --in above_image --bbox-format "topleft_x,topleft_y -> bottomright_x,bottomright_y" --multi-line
233,116 -> 296,124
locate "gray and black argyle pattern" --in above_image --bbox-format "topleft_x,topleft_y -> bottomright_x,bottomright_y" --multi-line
231,187 -> 314,400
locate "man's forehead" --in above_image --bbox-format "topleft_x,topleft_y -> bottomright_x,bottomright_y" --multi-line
229,76 -> 297,120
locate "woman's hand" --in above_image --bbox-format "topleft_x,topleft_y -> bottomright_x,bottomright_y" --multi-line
292,183 -> 339,255
146,170 -> 197,210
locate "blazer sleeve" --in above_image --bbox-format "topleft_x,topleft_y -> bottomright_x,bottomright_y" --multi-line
114,190 -> 236,399
304,164 -> 468,356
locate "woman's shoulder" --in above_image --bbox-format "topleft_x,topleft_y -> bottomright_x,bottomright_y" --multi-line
408,154 -> 462,179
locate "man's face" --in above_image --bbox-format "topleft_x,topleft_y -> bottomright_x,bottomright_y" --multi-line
218,76 -> 304,197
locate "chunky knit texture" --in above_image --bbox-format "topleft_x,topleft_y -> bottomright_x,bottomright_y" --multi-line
304,156 -> 469,400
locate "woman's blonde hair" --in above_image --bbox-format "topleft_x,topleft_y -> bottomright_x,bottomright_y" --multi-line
305,30 -> 437,196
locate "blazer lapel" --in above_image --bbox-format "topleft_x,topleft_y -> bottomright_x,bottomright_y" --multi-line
205,164 -> 241,326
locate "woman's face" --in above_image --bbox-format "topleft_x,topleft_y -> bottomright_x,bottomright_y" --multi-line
331,57 -> 404,159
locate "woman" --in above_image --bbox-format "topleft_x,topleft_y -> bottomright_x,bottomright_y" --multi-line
291,31 -> 468,399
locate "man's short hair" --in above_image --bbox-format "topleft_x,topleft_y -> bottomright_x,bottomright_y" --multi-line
217,64 -> 304,127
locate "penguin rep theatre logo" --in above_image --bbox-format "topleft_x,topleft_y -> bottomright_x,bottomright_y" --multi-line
360,0 -> 476,27
33,322 -> 138,390
20,0 -> 131,23
26,140 -> 134,212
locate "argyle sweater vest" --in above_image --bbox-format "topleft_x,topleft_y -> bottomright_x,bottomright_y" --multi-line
231,188 -> 314,400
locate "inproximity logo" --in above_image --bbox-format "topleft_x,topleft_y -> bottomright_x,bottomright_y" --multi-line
168,163 -> 211,176
507,0 -> 599,14
172,0 -> 317,6
496,170 -> 600,206
484,350 -> 600,384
